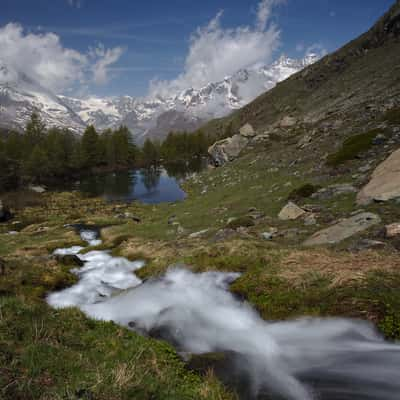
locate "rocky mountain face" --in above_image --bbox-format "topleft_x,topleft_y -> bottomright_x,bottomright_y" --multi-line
0,54 -> 317,143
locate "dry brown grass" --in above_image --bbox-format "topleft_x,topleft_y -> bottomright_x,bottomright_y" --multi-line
279,249 -> 400,287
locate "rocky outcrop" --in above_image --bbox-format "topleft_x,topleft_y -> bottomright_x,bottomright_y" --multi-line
0,200 -> 12,223
278,202 -> 306,220
357,148 -> 400,205
54,254 -> 84,267
304,212 -> 381,246
208,134 -> 249,166
239,123 -> 256,138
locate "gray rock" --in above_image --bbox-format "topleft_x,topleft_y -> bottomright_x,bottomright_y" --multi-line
247,211 -> 265,220
304,214 -> 317,226
208,134 -> 249,166
261,229 -> 278,240
304,212 -> 381,246
278,202 -> 306,220
189,229 -> 209,239
357,148 -> 400,205
351,239 -> 386,251
213,228 -> 236,242
28,185 -> 46,193
372,134 -> 386,145
312,184 -> 357,200
239,123 -> 256,138
55,254 -> 84,267
168,215 -> 177,225
261,232 -> 273,240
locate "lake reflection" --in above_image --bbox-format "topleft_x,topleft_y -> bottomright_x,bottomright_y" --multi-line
76,160 -> 205,204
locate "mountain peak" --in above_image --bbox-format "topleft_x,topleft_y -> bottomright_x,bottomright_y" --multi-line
0,53 -> 316,141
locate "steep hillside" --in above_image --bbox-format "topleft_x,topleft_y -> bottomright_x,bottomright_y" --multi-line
203,0 -> 400,139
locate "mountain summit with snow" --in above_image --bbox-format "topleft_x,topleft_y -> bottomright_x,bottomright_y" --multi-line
0,54 -> 318,142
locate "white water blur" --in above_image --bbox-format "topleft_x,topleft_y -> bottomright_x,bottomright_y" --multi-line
48,230 -> 400,400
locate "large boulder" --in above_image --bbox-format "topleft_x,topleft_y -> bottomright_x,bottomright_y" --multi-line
208,134 -> 248,166
278,202 -> 306,220
0,200 -> 12,223
304,212 -> 381,246
357,148 -> 400,205
239,123 -> 256,138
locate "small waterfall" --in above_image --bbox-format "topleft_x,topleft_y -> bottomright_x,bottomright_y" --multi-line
48,229 -> 400,400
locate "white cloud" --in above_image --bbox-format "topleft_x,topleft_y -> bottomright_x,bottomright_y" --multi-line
256,0 -> 285,31
0,23 -> 124,93
305,43 -> 328,57
149,0 -> 282,97
89,43 -> 124,85
67,0 -> 82,9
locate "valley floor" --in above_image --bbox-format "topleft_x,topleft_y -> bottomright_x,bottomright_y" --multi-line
1,142 -> 400,399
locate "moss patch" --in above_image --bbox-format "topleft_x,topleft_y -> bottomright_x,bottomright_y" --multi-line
383,107 -> 400,125
226,216 -> 255,230
288,183 -> 320,201
326,130 -> 381,166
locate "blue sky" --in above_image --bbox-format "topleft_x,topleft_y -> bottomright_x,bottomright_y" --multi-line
0,0 -> 394,97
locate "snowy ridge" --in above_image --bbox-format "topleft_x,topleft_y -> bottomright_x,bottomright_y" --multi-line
0,54 -> 318,141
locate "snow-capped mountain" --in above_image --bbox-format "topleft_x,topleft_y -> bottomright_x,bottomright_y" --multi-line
0,61 -> 84,133
0,54 -> 318,142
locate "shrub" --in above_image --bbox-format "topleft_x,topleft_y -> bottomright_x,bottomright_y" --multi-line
383,107 -> 400,125
227,216 -> 255,230
326,129 -> 381,166
288,184 -> 320,201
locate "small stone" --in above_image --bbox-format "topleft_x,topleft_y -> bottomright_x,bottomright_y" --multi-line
352,239 -> 386,251
385,223 -> 400,238
36,226 -> 50,233
28,185 -> 46,193
176,224 -> 186,235
304,214 -> 317,226
168,215 -> 177,225
261,232 -> 273,240
372,134 -> 386,145
248,211 -> 265,220
189,229 -> 209,239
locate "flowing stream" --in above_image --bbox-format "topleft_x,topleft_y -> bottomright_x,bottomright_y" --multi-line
48,228 -> 400,400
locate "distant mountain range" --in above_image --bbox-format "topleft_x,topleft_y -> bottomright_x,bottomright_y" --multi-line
0,54 -> 318,143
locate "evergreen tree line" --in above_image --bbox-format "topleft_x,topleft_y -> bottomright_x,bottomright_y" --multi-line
0,113 -> 137,190
0,113 -> 232,191
140,129 -> 215,166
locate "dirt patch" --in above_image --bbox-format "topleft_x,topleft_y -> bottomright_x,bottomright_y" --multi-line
279,249 -> 400,286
